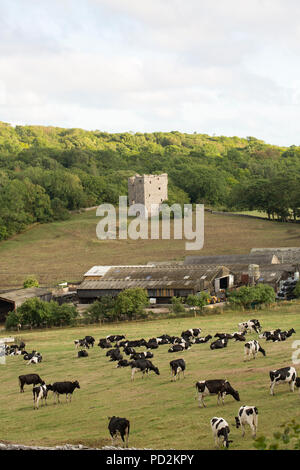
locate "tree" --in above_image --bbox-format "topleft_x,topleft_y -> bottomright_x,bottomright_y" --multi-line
170,297 -> 186,314
293,280 -> 300,298
228,284 -> 275,309
114,288 -> 148,319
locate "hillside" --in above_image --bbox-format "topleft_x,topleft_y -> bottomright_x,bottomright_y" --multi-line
1,122 -> 300,242
1,210 -> 300,288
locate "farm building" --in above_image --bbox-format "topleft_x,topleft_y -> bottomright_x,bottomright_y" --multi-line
184,253 -> 280,265
77,265 -> 235,303
0,287 -> 52,321
250,247 -> 300,264
230,264 -> 299,291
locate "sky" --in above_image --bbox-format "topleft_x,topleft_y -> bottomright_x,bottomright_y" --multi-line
1,0 -> 300,146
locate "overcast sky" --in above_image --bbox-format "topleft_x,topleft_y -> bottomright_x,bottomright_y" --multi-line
1,0 -> 300,146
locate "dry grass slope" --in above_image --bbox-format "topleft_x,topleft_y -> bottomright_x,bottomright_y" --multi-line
0,210 -> 300,288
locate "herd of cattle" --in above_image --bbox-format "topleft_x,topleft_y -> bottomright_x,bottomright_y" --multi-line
11,317 -> 300,448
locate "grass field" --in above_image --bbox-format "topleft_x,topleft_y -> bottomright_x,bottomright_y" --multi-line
1,209 -> 300,288
1,303 -> 300,450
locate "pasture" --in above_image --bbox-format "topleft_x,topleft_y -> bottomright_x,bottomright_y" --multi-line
1,304 -> 300,449
1,209 -> 300,288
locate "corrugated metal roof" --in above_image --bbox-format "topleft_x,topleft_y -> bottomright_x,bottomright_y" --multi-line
184,253 -> 279,265
78,265 -> 232,291
84,265 -> 154,277
0,287 -> 52,307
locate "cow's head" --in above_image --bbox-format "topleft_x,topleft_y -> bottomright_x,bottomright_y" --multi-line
74,380 -> 80,389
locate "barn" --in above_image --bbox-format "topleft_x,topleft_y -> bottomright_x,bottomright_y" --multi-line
77,265 -> 235,304
0,287 -> 52,322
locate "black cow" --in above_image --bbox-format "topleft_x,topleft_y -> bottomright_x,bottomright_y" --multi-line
123,346 -> 136,356
170,359 -> 186,381
108,416 -> 130,448
19,373 -> 44,393
210,338 -> 228,350
269,367 -> 297,395
78,350 -> 88,358
98,338 -> 112,349
108,349 -> 123,362
84,336 -> 95,348
195,379 -> 240,407
214,333 -> 234,340
33,383 -> 53,409
52,381 -> 80,403
116,360 -> 132,368
130,359 -> 160,381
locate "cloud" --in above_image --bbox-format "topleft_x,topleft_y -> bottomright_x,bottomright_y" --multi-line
0,0 -> 300,145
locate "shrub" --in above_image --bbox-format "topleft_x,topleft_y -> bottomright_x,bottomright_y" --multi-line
170,297 -> 186,314
114,288 -> 148,320
23,276 -> 39,288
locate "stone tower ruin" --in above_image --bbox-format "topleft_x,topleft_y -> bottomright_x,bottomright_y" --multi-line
128,174 -> 168,217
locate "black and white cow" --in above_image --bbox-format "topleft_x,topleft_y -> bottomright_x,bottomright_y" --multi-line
195,379 -> 240,407
210,417 -> 232,448
33,383 -> 53,409
194,335 -> 212,344
84,336 -> 95,348
74,339 -> 89,349
78,350 -> 88,358
269,367 -> 297,395
259,329 -> 281,340
232,333 -> 246,342
130,359 -> 160,381
238,319 -> 261,334
52,381 -> 80,403
130,351 -> 153,360
244,340 -> 266,361
107,335 -> 126,343
123,346 -> 136,356
181,328 -> 202,340
18,373 -> 44,393
108,416 -> 130,448
210,338 -> 228,350
168,342 -> 190,353
235,406 -> 258,438
170,359 -> 186,381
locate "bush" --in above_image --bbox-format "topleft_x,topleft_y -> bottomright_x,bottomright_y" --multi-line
88,296 -> 116,323
5,311 -> 21,330
23,276 -> 39,288
228,284 -> 275,309
170,297 -> 186,314
294,280 -> 300,298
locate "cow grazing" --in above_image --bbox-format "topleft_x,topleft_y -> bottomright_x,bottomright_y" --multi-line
106,335 -> 126,343
210,417 -> 232,448
108,416 -> 130,448
74,339 -> 89,349
235,406 -> 258,438
244,340 -> 266,361
84,336 -> 95,348
52,381 -> 80,403
116,359 -> 132,368
98,338 -> 112,349
78,350 -> 88,358
33,383 -> 53,409
238,319 -> 261,334
195,379 -> 240,407
269,367 -> 297,395
170,359 -> 186,381
210,338 -> 228,350
130,351 -> 153,360
18,374 -> 44,393
123,346 -> 136,356
130,359 -> 160,381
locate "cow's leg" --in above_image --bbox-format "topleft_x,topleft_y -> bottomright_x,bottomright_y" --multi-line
289,380 -> 295,392
241,422 -> 245,437
270,381 -> 275,395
